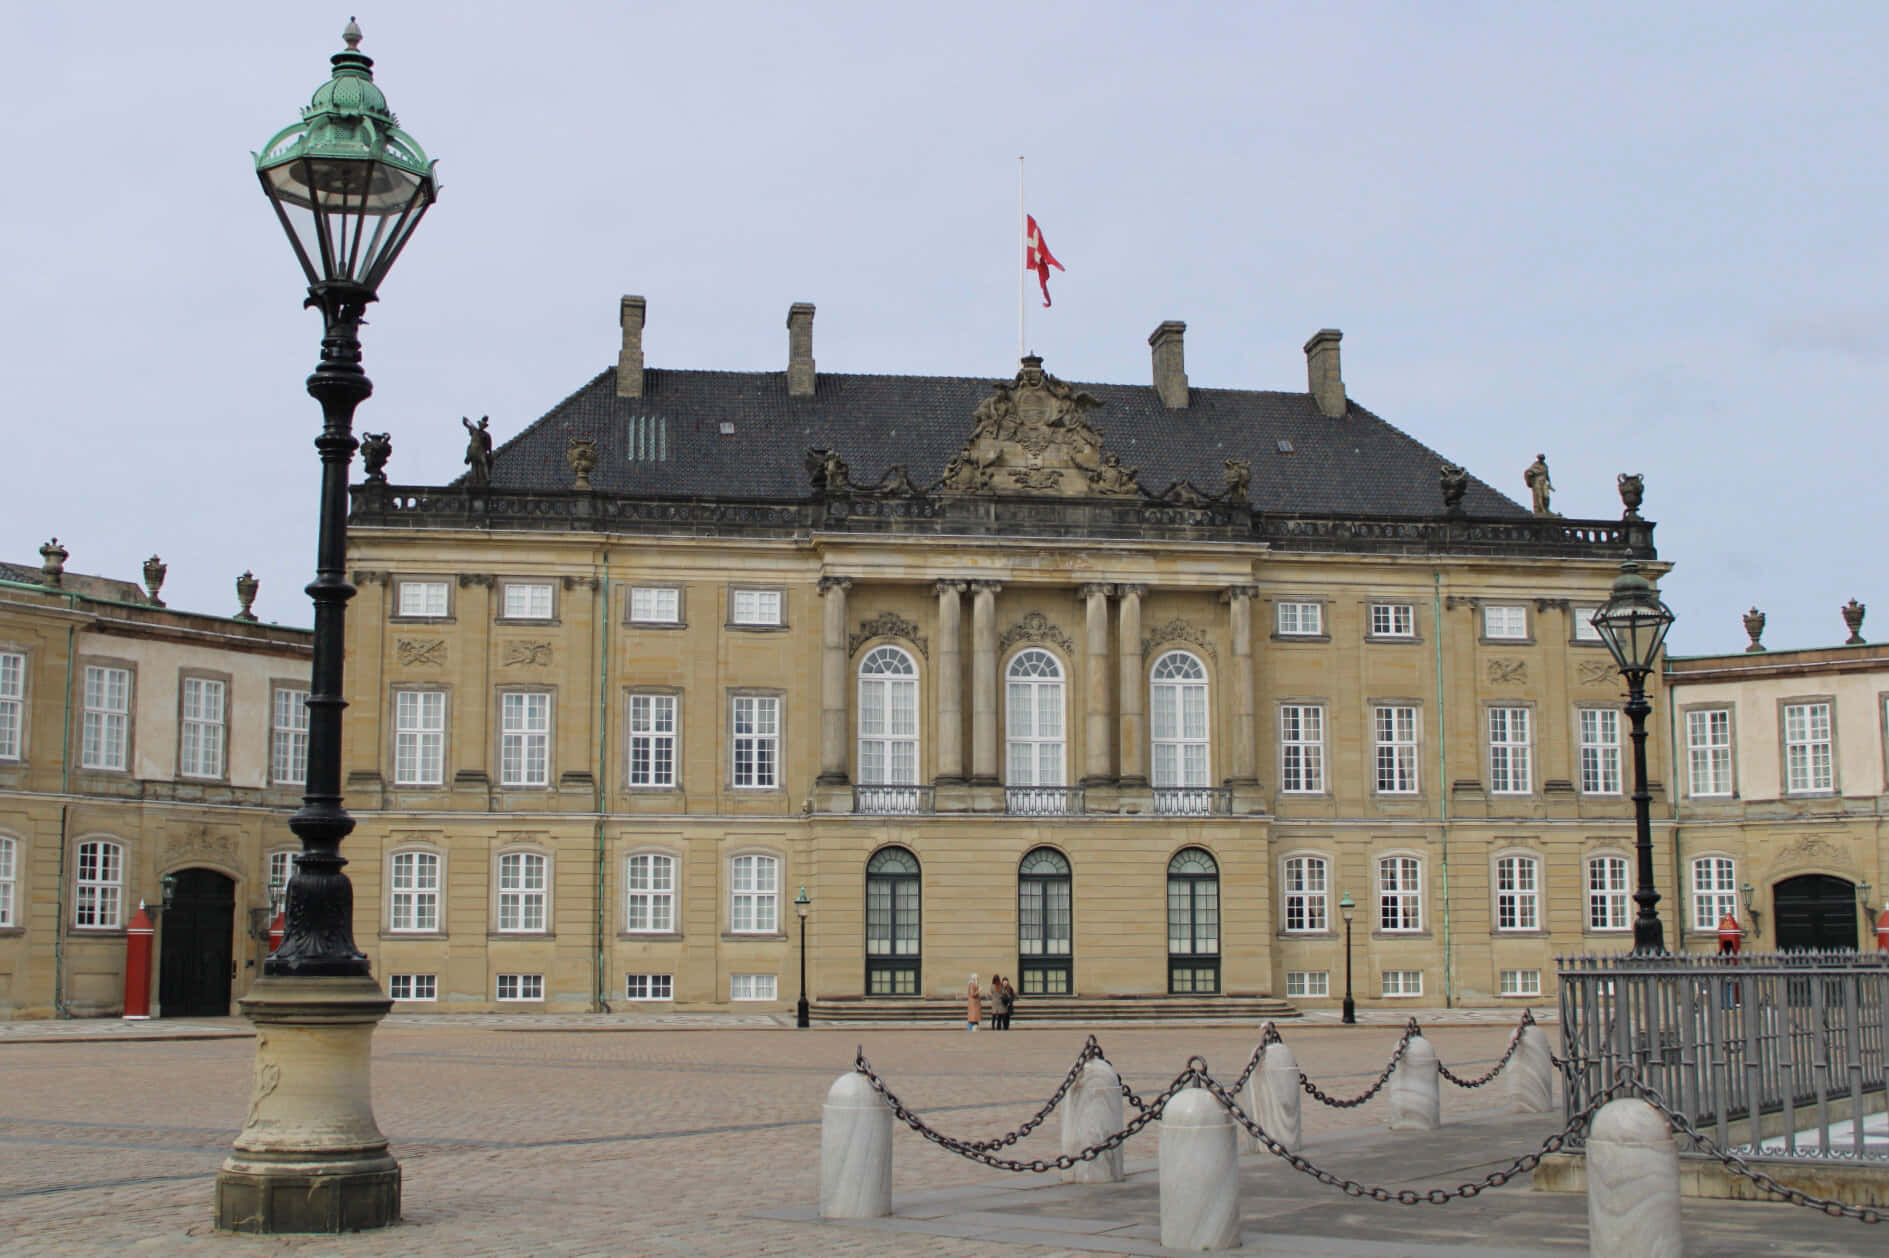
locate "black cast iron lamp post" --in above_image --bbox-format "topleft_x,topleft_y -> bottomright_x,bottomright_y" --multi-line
216,22 -> 436,1234
1338,891 -> 1356,1024
1590,561 -> 1676,956
796,885 -> 813,1029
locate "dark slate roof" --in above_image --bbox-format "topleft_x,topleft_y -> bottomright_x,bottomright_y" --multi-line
480,367 -> 1525,518
0,560 -> 150,605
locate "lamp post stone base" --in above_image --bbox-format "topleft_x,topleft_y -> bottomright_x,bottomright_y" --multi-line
214,974 -> 400,1233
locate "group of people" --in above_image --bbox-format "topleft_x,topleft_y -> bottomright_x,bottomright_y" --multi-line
966,974 -> 1017,1031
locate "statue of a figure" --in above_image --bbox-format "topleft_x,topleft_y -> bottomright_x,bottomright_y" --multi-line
1439,462 -> 1468,515
360,432 -> 392,483
805,448 -> 850,492
1523,453 -> 1556,517
1222,457 -> 1251,502
1616,472 -> 1644,520
1088,451 -> 1139,494
862,464 -> 918,496
462,416 -> 494,488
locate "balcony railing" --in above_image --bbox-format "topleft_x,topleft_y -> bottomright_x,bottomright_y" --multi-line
852,785 -> 933,815
1151,787 -> 1232,817
1005,786 -> 1085,816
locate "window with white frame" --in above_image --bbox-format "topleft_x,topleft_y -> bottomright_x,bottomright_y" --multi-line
74,840 -> 123,928
1285,970 -> 1329,998
1374,705 -> 1419,793
731,695 -> 779,788
1691,857 -> 1738,931
625,853 -> 675,932
1578,708 -> 1622,795
1500,969 -> 1542,997
1587,855 -> 1629,931
730,854 -> 779,933
730,588 -> 782,626
1378,855 -> 1422,932
396,580 -> 449,618
1488,707 -> 1532,794
1277,601 -> 1323,636
501,582 -> 554,620
0,835 -> 15,927
497,851 -> 548,933
730,973 -> 777,1001
1572,606 -> 1603,641
858,646 -> 920,786
627,694 -> 677,787
266,849 -> 295,915
1495,854 -> 1540,931
496,973 -> 543,1001
1369,604 -> 1414,638
1783,701 -> 1834,793
388,974 -> 437,1001
1686,709 -> 1733,797
389,850 -> 440,932
81,665 -> 130,771
1381,970 -> 1423,997
1150,652 -> 1210,788
0,651 -> 23,760
1483,604 -> 1528,640
1005,649 -> 1065,787
393,690 -> 445,786
179,676 -> 226,779
1282,855 -> 1328,932
629,586 -> 680,623
271,686 -> 308,785
1279,705 -> 1325,793
625,973 -> 673,1000
499,692 -> 550,787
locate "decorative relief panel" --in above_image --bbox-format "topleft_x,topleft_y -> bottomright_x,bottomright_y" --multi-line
1142,618 -> 1218,664
397,638 -> 446,667
163,824 -> 238,867
501,641 -> 553,668
998,611 -> 1076,658
1486,658 -> 1528,685
1767,835 -> 1841,873
1577,661 -> 1617,687
849,612 -> 928,659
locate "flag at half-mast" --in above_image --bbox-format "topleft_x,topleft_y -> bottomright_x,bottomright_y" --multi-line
1025,215 -> 1063,307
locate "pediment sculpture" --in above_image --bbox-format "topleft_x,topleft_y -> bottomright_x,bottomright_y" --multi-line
937,356 -> 1140,498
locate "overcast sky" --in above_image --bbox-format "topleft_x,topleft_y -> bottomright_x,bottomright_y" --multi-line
5,2 -> 1882,655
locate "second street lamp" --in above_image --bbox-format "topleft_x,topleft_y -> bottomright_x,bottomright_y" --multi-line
795,886 -> 813,1029
1339,891 -> 1356,1024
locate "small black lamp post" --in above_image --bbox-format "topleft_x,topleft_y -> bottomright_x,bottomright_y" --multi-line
1591,561 -> 1676,956
1338,891 -> 1356,1024
795,885 -> 813,1029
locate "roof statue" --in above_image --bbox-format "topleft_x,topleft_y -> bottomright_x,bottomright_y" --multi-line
936,356 -> 1136,498
1524,453 -> 1556,517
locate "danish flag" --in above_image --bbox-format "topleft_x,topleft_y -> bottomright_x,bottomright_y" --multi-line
1025,215 -> 1063,307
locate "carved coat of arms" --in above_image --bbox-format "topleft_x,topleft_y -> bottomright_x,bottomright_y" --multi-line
936,356 -> 1140,498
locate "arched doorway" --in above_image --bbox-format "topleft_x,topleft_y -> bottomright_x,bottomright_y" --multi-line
1773,874 -> 1859,951
158,868 -> 235,1016
1167,848 -> 1220,993
865,847 -> 921,995
1018,848 -> 1071,994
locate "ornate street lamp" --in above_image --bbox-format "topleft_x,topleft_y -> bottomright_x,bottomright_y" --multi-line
1590,562 -> 1676,956
1338,891 -> 1356,1025
216,22 -> 436,1234
795,885 -> 813,1029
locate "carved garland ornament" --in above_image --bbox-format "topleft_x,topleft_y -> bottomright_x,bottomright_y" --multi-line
850,612 -> 928,660
502,641 -> 553,668
1487,658 -> 1528,685
1142,618 -> 1218,665
1577,661 -> 1617,687
997,611 -> 1077,658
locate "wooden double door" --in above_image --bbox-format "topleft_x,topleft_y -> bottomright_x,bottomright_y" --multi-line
158,868 -> 235,1017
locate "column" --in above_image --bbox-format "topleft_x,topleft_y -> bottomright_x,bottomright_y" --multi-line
817,576 -> 852,785
1223,585 -> 1258,785
970,581 -> 1002,785
1079,583 -> 1114,785
934,581 -> 965,785
1117,584 -> 1148,787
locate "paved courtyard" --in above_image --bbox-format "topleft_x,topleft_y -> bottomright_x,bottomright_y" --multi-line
0,1015 -> 1878,1256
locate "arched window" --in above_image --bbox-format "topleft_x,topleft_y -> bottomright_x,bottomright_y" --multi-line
74,839 -> 124,929
1495,854 -> 1540,931
1005,649 -> 1066,787
497,850 -> 548,933
1378,854 -> 1422,932
857,646 -> 918,786
1167,848 -> 1220,993
1282,854 -> 1328,933
865,847 -> 921,996
625,852 -> 676,933
1017,848 -> 1072,995
1691,856 -> 1737,932
389,849 -> 441,932
1151,651 -> 1209,794
1587,855 -> 1630,932
0,835 -> 15,928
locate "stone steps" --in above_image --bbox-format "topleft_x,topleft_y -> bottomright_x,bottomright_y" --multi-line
808,994 -> 1301,1024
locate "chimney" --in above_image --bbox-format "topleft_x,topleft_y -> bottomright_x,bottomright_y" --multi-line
1148,320 -> 1188,409
616,295 -> 646,398
787,302 -> 816,398
1304,328 -> 1346,418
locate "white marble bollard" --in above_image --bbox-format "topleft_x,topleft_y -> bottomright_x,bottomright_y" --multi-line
1388,1034 -> 1440,1130
1159,1086 -> 1242,1251
1060,1058 -> 1126,1183
1508,1025 -> 1555,1113
1243,1040 -> 1302,1154
820,1070 -> 893,1219
1586,1098 -> 1684,1258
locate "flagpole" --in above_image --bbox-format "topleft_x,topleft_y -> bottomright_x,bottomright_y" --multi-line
1017,155 -> 1026,363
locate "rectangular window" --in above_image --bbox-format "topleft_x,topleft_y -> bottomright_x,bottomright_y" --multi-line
81,665 -> 130,771
629,586 -> 680,623
625,973 -> 674,1001
1374,705 -> 1419,793
1500,969 -> 1542,997
625,853 -> 675,932
730,973 -> 778,1001
388,974 -> 437,1001
1572,606 -> 1603,642
393,690 -> 446,785
0,651 -> 23,760
271,687 -> 309,785
1277,602 -> 1322,636
389,851 -> 440,932
1488,707 -> 1532,794
628,694 -> 677,787
1279,705 -> 1324,793
0,836 -> 15,927
731,696 -> 779,788
1378,856 -> 1422,932
1691,857 -> 1738,932
1285,971 -> 1329,998
730,854 -> 779,933
74,840 -> 122,928
1783,702 -> 1834,793
1381,970 -> 1423,997
497,852 -> 548,932
267,849 -> 295,915
1483,605 -> 1528,640
495,973 -> 544,1001
179,677 -> 226,779
501,582 -> 554,620
1588,855 -> 1629,931
1495,855 -> 1540,931
1282,856 -> 1328,932
1369,604 -> 1414,638
731,589 -> 782,626
396,580 -> 449,618
1578,708 -> 1622,795
499,692 -> 551,787
1686,709 -> 1733,797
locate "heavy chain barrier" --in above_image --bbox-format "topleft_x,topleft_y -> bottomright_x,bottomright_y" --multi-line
852,1037 -> 1107,1154
1228,1021 -> 1286,1095
1300,1017 -> 1421,1108
1437,1009 -> 1534,1089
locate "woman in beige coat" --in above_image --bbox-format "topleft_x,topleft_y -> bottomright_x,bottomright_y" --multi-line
966,974 -> 982,1031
